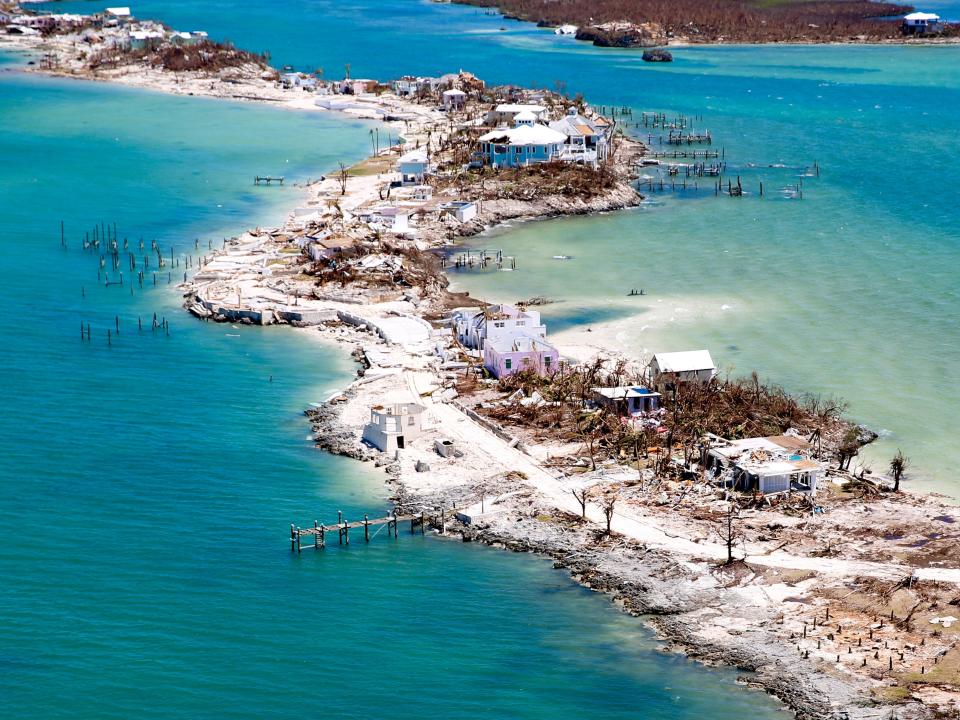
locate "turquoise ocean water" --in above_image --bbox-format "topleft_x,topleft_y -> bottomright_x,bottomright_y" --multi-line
36,0 -> 960,490
3,0 -> 959,715
0,20 -> 789,720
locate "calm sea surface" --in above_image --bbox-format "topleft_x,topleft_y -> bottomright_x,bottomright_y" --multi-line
0,10 -> 790,720
4,0 -> 959,716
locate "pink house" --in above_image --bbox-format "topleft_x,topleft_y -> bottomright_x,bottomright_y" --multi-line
484,336 -> 559,379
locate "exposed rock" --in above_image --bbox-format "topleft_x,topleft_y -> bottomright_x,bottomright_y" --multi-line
855,424 -> 879,445
642,48 -> 673,62
515,296 -> 554,306
576,24 -> 656,48
304,398 -> 374,461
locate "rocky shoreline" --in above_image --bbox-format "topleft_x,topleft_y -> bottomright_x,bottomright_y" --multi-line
290,322 -> 960,720
305,389 -> 910,720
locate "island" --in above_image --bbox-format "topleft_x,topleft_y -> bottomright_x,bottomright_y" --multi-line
460,0 -> 959,45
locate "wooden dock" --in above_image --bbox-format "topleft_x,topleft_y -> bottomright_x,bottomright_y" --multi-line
254,175 -> 285,185
290,509 -> 450,551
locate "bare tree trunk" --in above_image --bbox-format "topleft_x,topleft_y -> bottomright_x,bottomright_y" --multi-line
571,488 -> 588,519
602,499 -> 615,535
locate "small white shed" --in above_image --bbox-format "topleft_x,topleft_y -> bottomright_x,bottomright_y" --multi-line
362,403 -> 425,453
649,350 -> 715,387
439,200 -> 477,223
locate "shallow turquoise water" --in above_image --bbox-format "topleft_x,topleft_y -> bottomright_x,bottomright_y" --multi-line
35,1 -> 960,490
4,1 -> 959,715
0,57 -> 789,720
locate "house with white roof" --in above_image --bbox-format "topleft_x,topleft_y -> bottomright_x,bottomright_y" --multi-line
442,88 -> 466,111
485,103 -> 548,127
170,30 -> 207,46
649,350 -> 715,388
591,386 -> 661,416
453,304 -> 546,350
397,149 -> 429,186
128,28 -> 165,49
104,7 -> 132,25
359,205 -> 410,234
705,434 -> 820,496
438,200 -> 477,223
902,11 -> 942,34
478,123 -> 567,168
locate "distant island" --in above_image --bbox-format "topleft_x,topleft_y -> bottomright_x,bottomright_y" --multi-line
454,0 -> 958,45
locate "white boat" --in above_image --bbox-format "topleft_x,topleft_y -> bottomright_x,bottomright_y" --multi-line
552,255 -> 574,260
555,24 -> 578,35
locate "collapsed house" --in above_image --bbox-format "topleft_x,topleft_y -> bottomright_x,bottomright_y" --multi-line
483,335 -> 559,378
453,304 -> 546,351
705,434 -> 821,496
590,386 -> 661,416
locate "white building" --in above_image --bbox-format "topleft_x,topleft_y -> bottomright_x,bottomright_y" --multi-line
477,123 -> 568,168
362,403 -> 425,452
485,103 -> 548,127
105,7 -> 132,25
397,149 -> 429,186
649,350 -> 715,388
360,205 -> 410,234
128,29 -> 165,49
5,24 -> 40,35
442,88 -> 466,111
705,435 -> 820,496
393,76 -> 437,97
438,200 -> 477,223
591,386 -> 661,416
902,11 -> 942,34
453,303 -> 546,350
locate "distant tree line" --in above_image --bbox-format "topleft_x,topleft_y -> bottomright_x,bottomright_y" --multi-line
455,0 -> 932,43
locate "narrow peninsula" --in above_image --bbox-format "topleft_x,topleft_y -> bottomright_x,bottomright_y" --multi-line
5,6 -> 960,720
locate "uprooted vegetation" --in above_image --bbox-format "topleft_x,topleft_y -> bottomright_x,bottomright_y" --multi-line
306,241 -> 451,297
455,0 -> 942,43
436,160 -> 624,201
89,40 -> 271,74
459,359 -> 853,471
